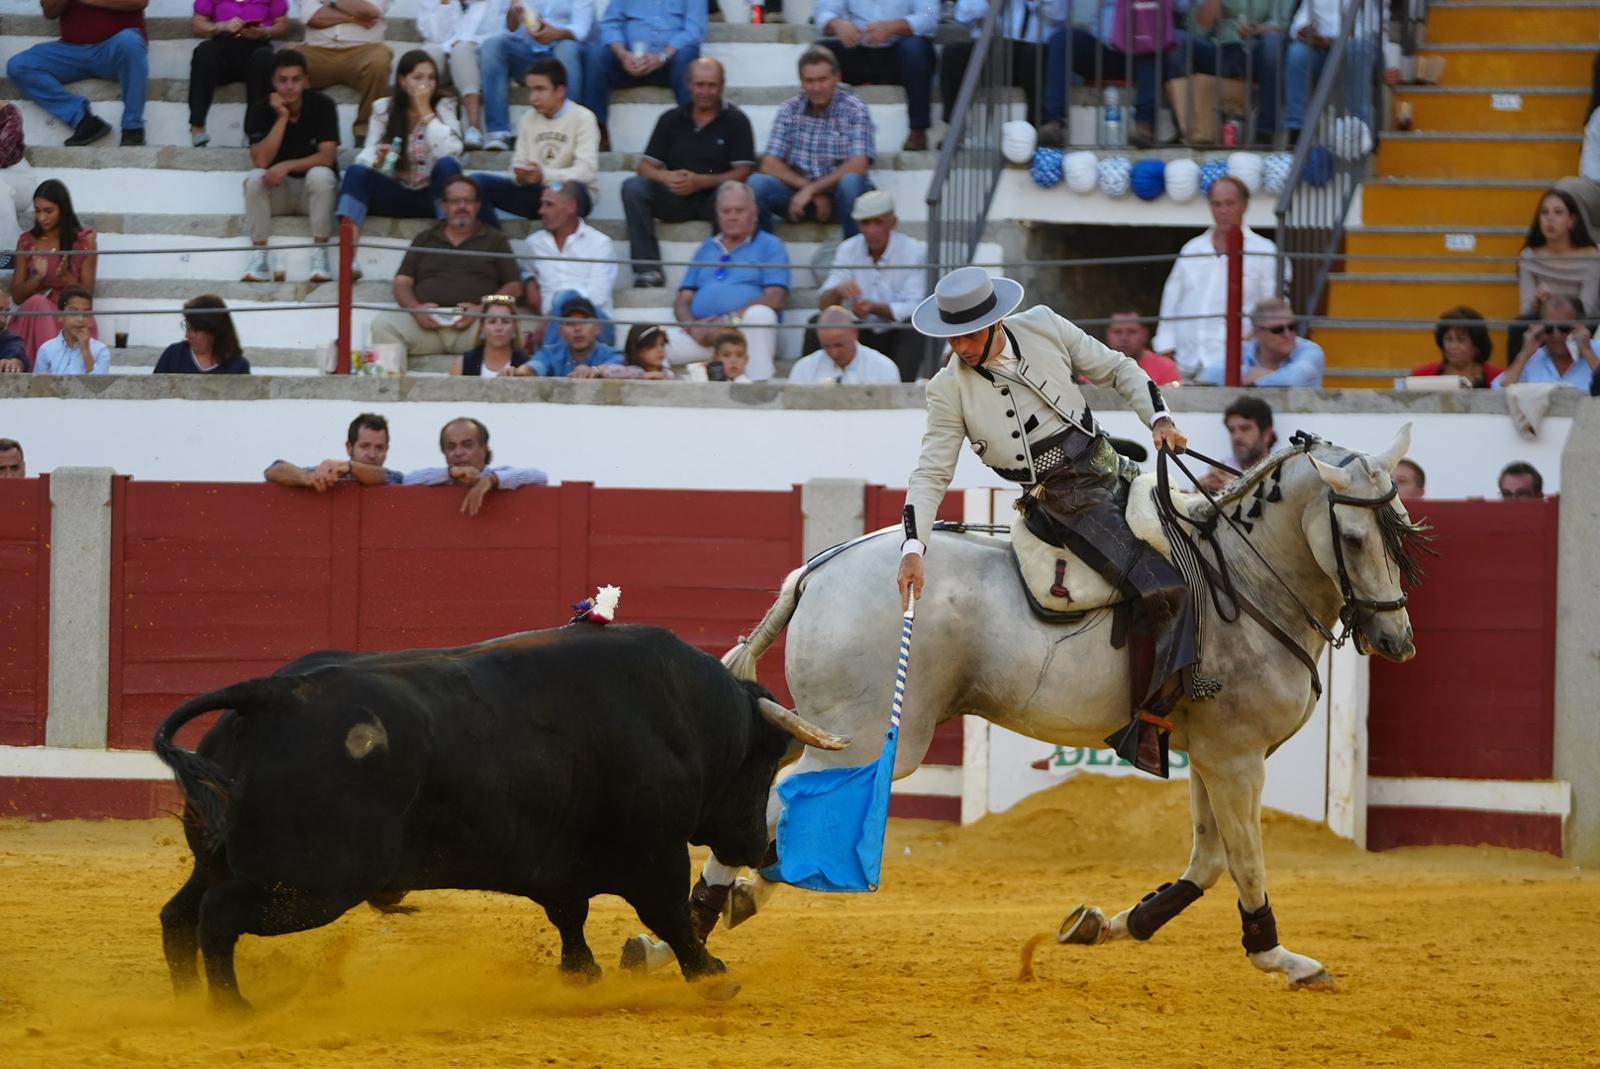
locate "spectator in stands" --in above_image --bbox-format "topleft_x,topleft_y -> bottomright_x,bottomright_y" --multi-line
474,57 -> 599,221
264,412 -> 404,489
1104,309 -> 1181,385
665,181 -> 789,381
0,438 -> 23,478
1283,0 -> 1398,144
478,0 -> 593,150
1200,395 -> 1276,491
1185,0 -> 1286,144
32,288 -> 108,374
188,0 -> 289,148
529,295 -> 622,377
1037,0 -> 1178,148
596,321 -> 675,379
583,0 -> 705,151
1517,189 -> 1600,325
515,180 -> 616,344
416,0 -> 494,141
788,305 -> 901,384
1153,175 -> 1284,381
750,47 -> 876,240
813,0 -> 936,151
405,416 -> 548,516
623,58 -> 755,289
371,175 -> 523,359
452,294 -> 533,376
11,179 -> 98,361
243,50 -> 340,285
153,295 -> 252,374
296,0 -> 393,141
1411,305 -> 1501,387
1196,297 -> 1324,386
336,50 -> 465,265
1498,461 -> 1544,500
6,0 -> 148,148
942,0 -> 1063,130
1497,294 -> 1600,389
708,328 -> 749,382
0,289 -> 29,372
809,189 -> 927,381
1392,458 -> 1424,502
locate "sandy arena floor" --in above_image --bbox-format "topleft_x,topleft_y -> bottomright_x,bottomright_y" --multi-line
0,775 -> 1595,1069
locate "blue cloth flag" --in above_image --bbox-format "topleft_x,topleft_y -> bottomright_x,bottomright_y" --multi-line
761,604 -> 915,893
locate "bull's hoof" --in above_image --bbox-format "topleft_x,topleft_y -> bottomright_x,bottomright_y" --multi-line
208,990 -> 254,1016
561,959 -> 603,986
696,976 -> 742,1001
367,892 -> 418,915
726,879 -> 759,930
1288,967 -> 1335,992
1057,905 -> 1105,946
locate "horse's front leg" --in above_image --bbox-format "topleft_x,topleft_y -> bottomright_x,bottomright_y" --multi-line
1059,764 -> 1229,946
1198,750 -> 1333,990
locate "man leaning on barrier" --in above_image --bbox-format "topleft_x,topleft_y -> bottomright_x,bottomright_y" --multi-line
264,412 -> 404,490
403,416 -> 548,517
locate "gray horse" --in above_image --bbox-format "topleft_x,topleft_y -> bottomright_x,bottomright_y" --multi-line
635,425 -> 1423,990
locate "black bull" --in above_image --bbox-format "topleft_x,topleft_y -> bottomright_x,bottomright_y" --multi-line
152,623 -> 846,1010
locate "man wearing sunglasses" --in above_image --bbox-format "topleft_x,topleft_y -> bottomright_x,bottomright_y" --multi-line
1498,294 -> 1600,390
1196,297 -> 1324,387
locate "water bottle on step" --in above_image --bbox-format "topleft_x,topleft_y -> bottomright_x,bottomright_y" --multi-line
1102,86 -> 1126,148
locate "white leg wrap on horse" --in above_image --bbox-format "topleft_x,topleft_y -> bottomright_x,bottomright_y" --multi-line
642,938 -> 676,972
1104,908 -> 1133,942
700,857 -> 741,886
1249,945 -> 1329,984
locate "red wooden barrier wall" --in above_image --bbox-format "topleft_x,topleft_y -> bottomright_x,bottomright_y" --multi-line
0,476 -> 50,746
1366,498 -> 1561,852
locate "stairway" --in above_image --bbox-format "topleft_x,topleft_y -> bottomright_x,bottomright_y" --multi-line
1316,0 -> 1600,387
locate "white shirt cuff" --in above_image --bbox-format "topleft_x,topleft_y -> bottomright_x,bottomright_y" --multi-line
900,539 -> 926,557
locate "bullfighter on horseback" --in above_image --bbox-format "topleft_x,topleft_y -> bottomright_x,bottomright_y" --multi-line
898,267 -> 1198,776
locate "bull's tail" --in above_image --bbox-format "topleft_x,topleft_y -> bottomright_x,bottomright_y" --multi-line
722,566 -> 805,682
152,677 -> 293,849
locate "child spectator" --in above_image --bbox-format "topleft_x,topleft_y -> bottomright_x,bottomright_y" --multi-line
597,322 -> 676,379
32,288 -> 109,374
711,328 -> 752,383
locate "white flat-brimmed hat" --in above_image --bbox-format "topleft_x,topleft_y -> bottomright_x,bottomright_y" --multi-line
850,189 -> 895,221
911,266 -> 1024,338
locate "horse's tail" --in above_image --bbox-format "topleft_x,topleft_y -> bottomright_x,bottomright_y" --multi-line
723,566 -> 805,682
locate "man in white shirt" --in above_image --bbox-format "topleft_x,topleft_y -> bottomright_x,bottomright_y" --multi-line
517,179 -> 618,346
1284,0 -> 1397,139
811,189 -> 928,381
297,0 -> 393,140
473,55 -> 599,221
788,305 -> 901,384
1152,175 -> 1286,382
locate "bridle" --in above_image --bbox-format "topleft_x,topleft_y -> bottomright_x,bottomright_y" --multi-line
1324,482 -> 1410,640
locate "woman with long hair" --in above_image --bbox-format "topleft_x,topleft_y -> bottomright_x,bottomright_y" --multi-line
1411,305 -> 1501,387
11,179 -> 98,359
452,294 -> 532,375
334,50 -> 466,267
154,294 -> 252,373
1518,188 -> 1600,314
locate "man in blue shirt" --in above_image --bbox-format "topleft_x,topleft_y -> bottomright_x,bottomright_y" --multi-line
530,295 -> 625,376
664,181 -> 790,381
813,0 -> 937,151
1497,294 -> 1600,390
404,416 -> 549,516
32,289 -> 110,375
582,0 -> 706,150
1197,298 -> 1325,387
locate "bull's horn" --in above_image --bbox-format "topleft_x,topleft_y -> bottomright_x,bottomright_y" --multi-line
757,698 -> 851,751
1373,421 -> 1413,474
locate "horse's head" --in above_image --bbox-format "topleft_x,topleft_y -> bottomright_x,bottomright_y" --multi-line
1301,424 -> 1424,662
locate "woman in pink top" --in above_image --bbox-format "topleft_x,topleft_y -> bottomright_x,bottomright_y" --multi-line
10,180 -> 98,360
188,0 -> 291,147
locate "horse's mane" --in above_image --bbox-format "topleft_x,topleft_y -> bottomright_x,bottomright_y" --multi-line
1193,441 -> 1318,517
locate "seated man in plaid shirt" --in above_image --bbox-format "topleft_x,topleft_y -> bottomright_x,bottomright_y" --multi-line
748,46 -> 876,241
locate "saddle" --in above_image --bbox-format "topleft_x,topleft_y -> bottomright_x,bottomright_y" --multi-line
1009,473 -> 1208,619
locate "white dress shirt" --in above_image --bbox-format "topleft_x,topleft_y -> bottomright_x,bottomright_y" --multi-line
788,343 -> 901,384
518,219 -> 619,318
1152,225 -> 1287,380
300,0 -> 390,48
953,0 -> 1066,42
818,229 -> 929,323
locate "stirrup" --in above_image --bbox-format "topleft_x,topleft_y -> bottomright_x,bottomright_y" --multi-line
1104,711 -> 1171,779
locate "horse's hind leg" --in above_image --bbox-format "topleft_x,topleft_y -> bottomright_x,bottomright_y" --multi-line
1060,767 -> 1229,946
1198,751 -> 1333,990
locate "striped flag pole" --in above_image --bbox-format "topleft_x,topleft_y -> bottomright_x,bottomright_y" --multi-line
889,596 -> 916,740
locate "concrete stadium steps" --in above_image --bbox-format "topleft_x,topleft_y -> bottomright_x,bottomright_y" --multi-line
1375,131 -> 1581,179
1414,42 -> 1597,87
1342,226 -> 1526,275
1390,86 -> 1589,133
105,343 -> 455,375
1358,178 -> 1553,226
1312,324 -> 1443,387
1324,272 -> 1520,321
1423,0 -> 1600,42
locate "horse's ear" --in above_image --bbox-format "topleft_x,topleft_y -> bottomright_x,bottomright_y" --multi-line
1310,455 -> 1353,492
1372,422 -> 1413,474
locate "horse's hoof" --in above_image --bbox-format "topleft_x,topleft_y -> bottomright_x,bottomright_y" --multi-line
726,879 -> 759,930
1289,968 -> 1335,992
619,936 -> 650,973
1057,905 -> 1105,946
